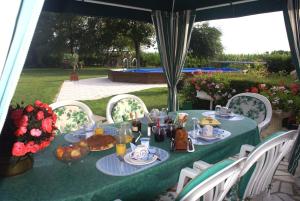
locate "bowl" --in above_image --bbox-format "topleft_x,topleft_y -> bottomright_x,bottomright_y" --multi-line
55,140 -> 89,163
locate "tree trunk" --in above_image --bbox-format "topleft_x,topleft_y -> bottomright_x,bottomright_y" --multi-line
134,40 -> 141,67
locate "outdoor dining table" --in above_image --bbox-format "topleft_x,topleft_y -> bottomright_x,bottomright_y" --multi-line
0,110 -> 260,201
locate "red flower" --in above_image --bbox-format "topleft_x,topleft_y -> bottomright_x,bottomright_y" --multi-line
41,117 -> 53,133
10,109 -> 23,121
250,87 -> 259,93
40,140 -> 50,149
25,105 -> 34,113
12,142 -> 27,156
47,107 -> 53,115
17,115 -> 29,127
36,111 -> 44,120
290,83 -> 300,95
25,141 -> 40,153
34,100 -> 43,107
15,127 -> 27,136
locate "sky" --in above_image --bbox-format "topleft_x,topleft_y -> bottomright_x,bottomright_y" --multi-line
145,11 -> 291,54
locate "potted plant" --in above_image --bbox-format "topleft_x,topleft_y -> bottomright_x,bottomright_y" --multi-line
0,100 -> 57,177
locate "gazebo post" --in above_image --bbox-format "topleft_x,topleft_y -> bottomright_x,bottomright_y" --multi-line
152,10 -> 195,112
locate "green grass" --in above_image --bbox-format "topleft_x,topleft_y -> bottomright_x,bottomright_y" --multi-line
12,67 -> 109,105
84,87 -> 168,116
12,67 -> 296,117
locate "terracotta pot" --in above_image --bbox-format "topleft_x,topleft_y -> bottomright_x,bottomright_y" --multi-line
0,155 -> 33,177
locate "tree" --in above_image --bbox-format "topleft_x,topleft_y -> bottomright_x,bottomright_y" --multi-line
189,23 -> 223,59
123,21 -> 154,67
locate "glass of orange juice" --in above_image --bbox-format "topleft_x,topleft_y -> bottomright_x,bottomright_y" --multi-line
95,122 -> 104,135
115,135 -> 126,157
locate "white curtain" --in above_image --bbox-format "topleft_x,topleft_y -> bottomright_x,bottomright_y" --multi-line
0,0 -> 45,132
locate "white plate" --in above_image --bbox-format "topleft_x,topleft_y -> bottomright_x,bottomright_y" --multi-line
198,135 -> 220,142
124,152 -> 158,166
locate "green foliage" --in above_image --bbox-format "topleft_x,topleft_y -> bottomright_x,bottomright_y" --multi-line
180,71 -> 297,109
141,52 -> 161,67
217,51 -> 295,73
189,23 -> 223,59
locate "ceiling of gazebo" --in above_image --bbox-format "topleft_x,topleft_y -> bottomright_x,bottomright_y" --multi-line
43,0 -> 284,22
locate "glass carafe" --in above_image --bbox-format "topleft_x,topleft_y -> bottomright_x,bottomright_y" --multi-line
119,122 -> 133,143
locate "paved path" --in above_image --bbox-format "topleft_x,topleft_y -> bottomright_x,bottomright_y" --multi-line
56,77 -> 166,101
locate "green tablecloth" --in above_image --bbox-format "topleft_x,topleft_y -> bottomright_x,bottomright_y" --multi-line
0,110 -> 260,201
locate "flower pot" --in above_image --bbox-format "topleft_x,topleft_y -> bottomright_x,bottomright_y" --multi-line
0,155 -> 33,177
196,90 -> 213,101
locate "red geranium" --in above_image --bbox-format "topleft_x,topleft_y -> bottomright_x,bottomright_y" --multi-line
25,105 -> 34,113
36,111 -> 44,120
12,142 -> 27,157
41,117 -> 53,133
3,100 -> 57,157
250,87 -> 259,93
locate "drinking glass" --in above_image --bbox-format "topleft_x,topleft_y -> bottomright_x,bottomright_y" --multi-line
215,105 -> 221,115
192,117 -> 198,138
95,121 -> 104,135
115,135 -> 126,157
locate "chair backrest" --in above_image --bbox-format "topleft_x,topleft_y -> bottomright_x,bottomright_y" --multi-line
239,130 -> 298,200
106,94 -> 149,124
176,158 -> 246,201
50,100 -> 95,134
226,92 -> 272,132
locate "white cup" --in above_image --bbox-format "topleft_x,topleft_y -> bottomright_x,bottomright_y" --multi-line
202,125 -> 213,137
131,145 -> 149,160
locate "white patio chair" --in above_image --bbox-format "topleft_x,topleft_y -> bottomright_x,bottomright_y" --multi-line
226,92 -> 272,133
238,129 -> 298,200
176,158 -> 246,201
106,94 -> 149,124
50,100 -> 95,134
180,130 -> 298,200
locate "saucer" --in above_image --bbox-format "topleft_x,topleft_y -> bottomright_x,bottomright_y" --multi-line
124,152 -> 157,166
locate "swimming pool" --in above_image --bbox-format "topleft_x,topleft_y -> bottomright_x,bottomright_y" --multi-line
125,67 -> 239,73
108,67 -> 240,84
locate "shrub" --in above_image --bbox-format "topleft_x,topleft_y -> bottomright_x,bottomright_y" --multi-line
140,52 -> 161,67
265,53 -> 294,73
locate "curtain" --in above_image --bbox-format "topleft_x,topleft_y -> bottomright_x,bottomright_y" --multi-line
284,0 -> 300,175
152,10 -> 195,112
0,0 -> 45,132
284,0 -> 300,78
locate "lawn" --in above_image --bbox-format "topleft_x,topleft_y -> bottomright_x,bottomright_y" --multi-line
12,67 -> 169,116
12,67 -> 110,105
12,67 -> 295,118
84,87 -> 168,116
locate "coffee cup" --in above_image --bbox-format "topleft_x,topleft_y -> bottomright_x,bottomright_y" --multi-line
131,145 -> 149,160
220,107 -> 230,115
202,125 -> 213,137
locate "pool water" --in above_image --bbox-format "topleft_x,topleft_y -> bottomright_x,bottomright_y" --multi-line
124,67 -> 240,73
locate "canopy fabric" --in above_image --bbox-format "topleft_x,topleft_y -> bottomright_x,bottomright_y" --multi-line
284,0 -> 300,79
43,0 -> 284,23
0,0 -> 45,132
152,10 -> 195,112
284,0 -> 300,175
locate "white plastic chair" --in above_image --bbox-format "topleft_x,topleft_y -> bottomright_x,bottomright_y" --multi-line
106,94 -> 149,124
176,158 -> 246,201
239,129 -> 298,200
226,92 -> 272,133
50,100 -> 95,134
180,130 -> 298,200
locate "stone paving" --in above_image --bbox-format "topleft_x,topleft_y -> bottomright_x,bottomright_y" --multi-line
55,77 -> 166,101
